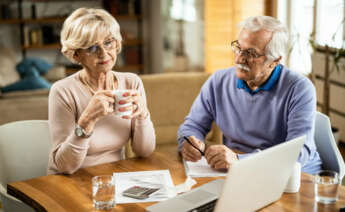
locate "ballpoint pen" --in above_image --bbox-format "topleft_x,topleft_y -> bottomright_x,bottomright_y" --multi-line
183,136 -> 204,156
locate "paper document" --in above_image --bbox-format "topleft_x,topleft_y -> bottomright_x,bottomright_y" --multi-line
113,170 -> 176,204
184,157 -> 227,177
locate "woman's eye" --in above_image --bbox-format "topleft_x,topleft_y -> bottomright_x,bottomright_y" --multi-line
87,45 -> 98,53
104,41 -> 112,47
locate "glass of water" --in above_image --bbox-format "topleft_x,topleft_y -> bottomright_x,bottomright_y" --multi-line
92,175 -> 115,210
315,170 -> 340,204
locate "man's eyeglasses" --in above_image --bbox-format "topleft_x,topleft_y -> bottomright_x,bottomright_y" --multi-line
84,38 -> 117,55
231,40 -> 265,60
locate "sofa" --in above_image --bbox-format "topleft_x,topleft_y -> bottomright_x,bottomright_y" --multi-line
0,46 -> 66,125
127,72 -> 222,156
0,67 -> 66,125
0,71 -> 222,156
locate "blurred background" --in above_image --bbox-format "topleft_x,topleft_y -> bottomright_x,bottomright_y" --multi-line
0,0 -> 344,145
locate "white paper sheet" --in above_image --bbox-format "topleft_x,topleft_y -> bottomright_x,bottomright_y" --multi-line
113,170 -> 176,204
184,157 -> 227,177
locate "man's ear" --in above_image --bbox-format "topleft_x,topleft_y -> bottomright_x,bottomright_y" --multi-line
269,56 -> 282,69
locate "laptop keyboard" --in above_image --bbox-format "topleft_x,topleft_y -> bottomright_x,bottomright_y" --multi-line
188,199 -> 217,212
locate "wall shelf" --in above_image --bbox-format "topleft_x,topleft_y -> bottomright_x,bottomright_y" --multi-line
21,43 -> 61,50
0,0 -> 145,75
0,17 -> 66,24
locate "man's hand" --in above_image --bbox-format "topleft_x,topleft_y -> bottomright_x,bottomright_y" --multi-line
205,145 -> 238,170
181,136 -> 205,162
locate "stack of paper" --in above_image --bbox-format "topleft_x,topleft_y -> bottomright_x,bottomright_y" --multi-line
184,157 -> 227,177
113,170 -> 176,204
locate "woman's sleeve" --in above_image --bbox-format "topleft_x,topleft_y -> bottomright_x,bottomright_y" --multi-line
130,76 -> 156,157
48,83 -> 90,174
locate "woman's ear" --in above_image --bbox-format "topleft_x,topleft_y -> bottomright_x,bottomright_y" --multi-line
73,51 -> 81,64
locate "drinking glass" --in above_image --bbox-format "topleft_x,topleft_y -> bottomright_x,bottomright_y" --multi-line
92,175 -> 115,209
315,170 -> 340,204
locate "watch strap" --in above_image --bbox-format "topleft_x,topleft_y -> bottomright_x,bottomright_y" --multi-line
75,124 -> 92,138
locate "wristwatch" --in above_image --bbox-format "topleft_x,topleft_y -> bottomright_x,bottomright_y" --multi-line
74,124 -> 92,138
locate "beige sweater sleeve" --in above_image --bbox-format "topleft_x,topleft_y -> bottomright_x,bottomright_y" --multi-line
48,82 -> 90,174
130,75 -> 156,156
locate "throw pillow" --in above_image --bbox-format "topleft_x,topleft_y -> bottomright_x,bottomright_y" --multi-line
16,57 -> 53,77
0,48 -> 20,87
1,75 -> 51,93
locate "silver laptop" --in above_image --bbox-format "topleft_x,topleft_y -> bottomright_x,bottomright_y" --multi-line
146,135 -> 305,212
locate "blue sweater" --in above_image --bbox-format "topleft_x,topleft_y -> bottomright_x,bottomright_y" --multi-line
178,65 -> 322,174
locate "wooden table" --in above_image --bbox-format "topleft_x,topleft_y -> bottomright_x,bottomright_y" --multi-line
7,150 -> 345,212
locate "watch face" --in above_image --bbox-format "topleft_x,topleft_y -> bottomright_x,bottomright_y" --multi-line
75,127 -> 83,137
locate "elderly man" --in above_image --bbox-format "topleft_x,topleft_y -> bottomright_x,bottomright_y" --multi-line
178,16 -> 322,174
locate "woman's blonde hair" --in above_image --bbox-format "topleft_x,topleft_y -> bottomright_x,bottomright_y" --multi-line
61,8 -> 122,63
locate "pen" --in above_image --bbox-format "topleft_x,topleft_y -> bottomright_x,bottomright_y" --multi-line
183,136 -> 204,156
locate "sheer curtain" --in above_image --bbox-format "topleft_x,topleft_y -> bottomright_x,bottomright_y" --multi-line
277,0 -> 344,75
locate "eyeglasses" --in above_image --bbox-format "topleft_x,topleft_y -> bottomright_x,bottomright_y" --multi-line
83,38 -> 117,55
231,40 -> 265,60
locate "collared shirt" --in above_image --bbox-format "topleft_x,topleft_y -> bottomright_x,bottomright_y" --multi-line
237,64 -> 282,95
178,65 -> 322,174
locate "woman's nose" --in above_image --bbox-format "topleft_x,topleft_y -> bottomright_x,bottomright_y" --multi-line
97,46 -> 107,58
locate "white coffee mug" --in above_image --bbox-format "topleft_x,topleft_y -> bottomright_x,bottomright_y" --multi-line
112,90 -> 133,116
284,162 -> 301,193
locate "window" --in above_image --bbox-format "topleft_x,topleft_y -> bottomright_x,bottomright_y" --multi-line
278,0 -> 345,74
316,0 -> 344,49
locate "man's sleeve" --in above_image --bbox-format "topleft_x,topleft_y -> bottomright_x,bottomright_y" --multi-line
177,76 -> 216,151
286,77 -> 317,167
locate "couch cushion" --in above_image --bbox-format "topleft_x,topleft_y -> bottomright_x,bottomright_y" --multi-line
1,76 -> 51,93
0,89 -> 49,99
0,48 -> 20,87
0,95 -> 49,125
141,72 -> 211,144
44,66 -> 66,82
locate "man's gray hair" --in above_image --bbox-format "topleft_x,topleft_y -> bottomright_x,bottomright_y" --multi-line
238,16 -> 288,62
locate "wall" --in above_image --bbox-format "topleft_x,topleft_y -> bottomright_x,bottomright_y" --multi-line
204,0 -> 266,73
312,51 -> 345,142
143,0 -> 162,74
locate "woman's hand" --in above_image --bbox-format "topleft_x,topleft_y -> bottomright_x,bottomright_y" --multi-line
118,90 -> 149,120
78,72 -> 114,133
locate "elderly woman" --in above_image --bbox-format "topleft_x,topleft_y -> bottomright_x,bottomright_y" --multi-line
47,8 -> 155,175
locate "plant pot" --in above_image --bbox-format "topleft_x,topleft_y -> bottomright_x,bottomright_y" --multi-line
332,127 -> 340,144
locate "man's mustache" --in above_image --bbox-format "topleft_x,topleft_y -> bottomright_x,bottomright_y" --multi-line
235,64 -> 250,72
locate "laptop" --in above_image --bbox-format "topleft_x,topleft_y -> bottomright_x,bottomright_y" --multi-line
146,135 -> 305,212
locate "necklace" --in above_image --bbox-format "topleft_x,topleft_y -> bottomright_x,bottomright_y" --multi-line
79,71 -> 116,95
